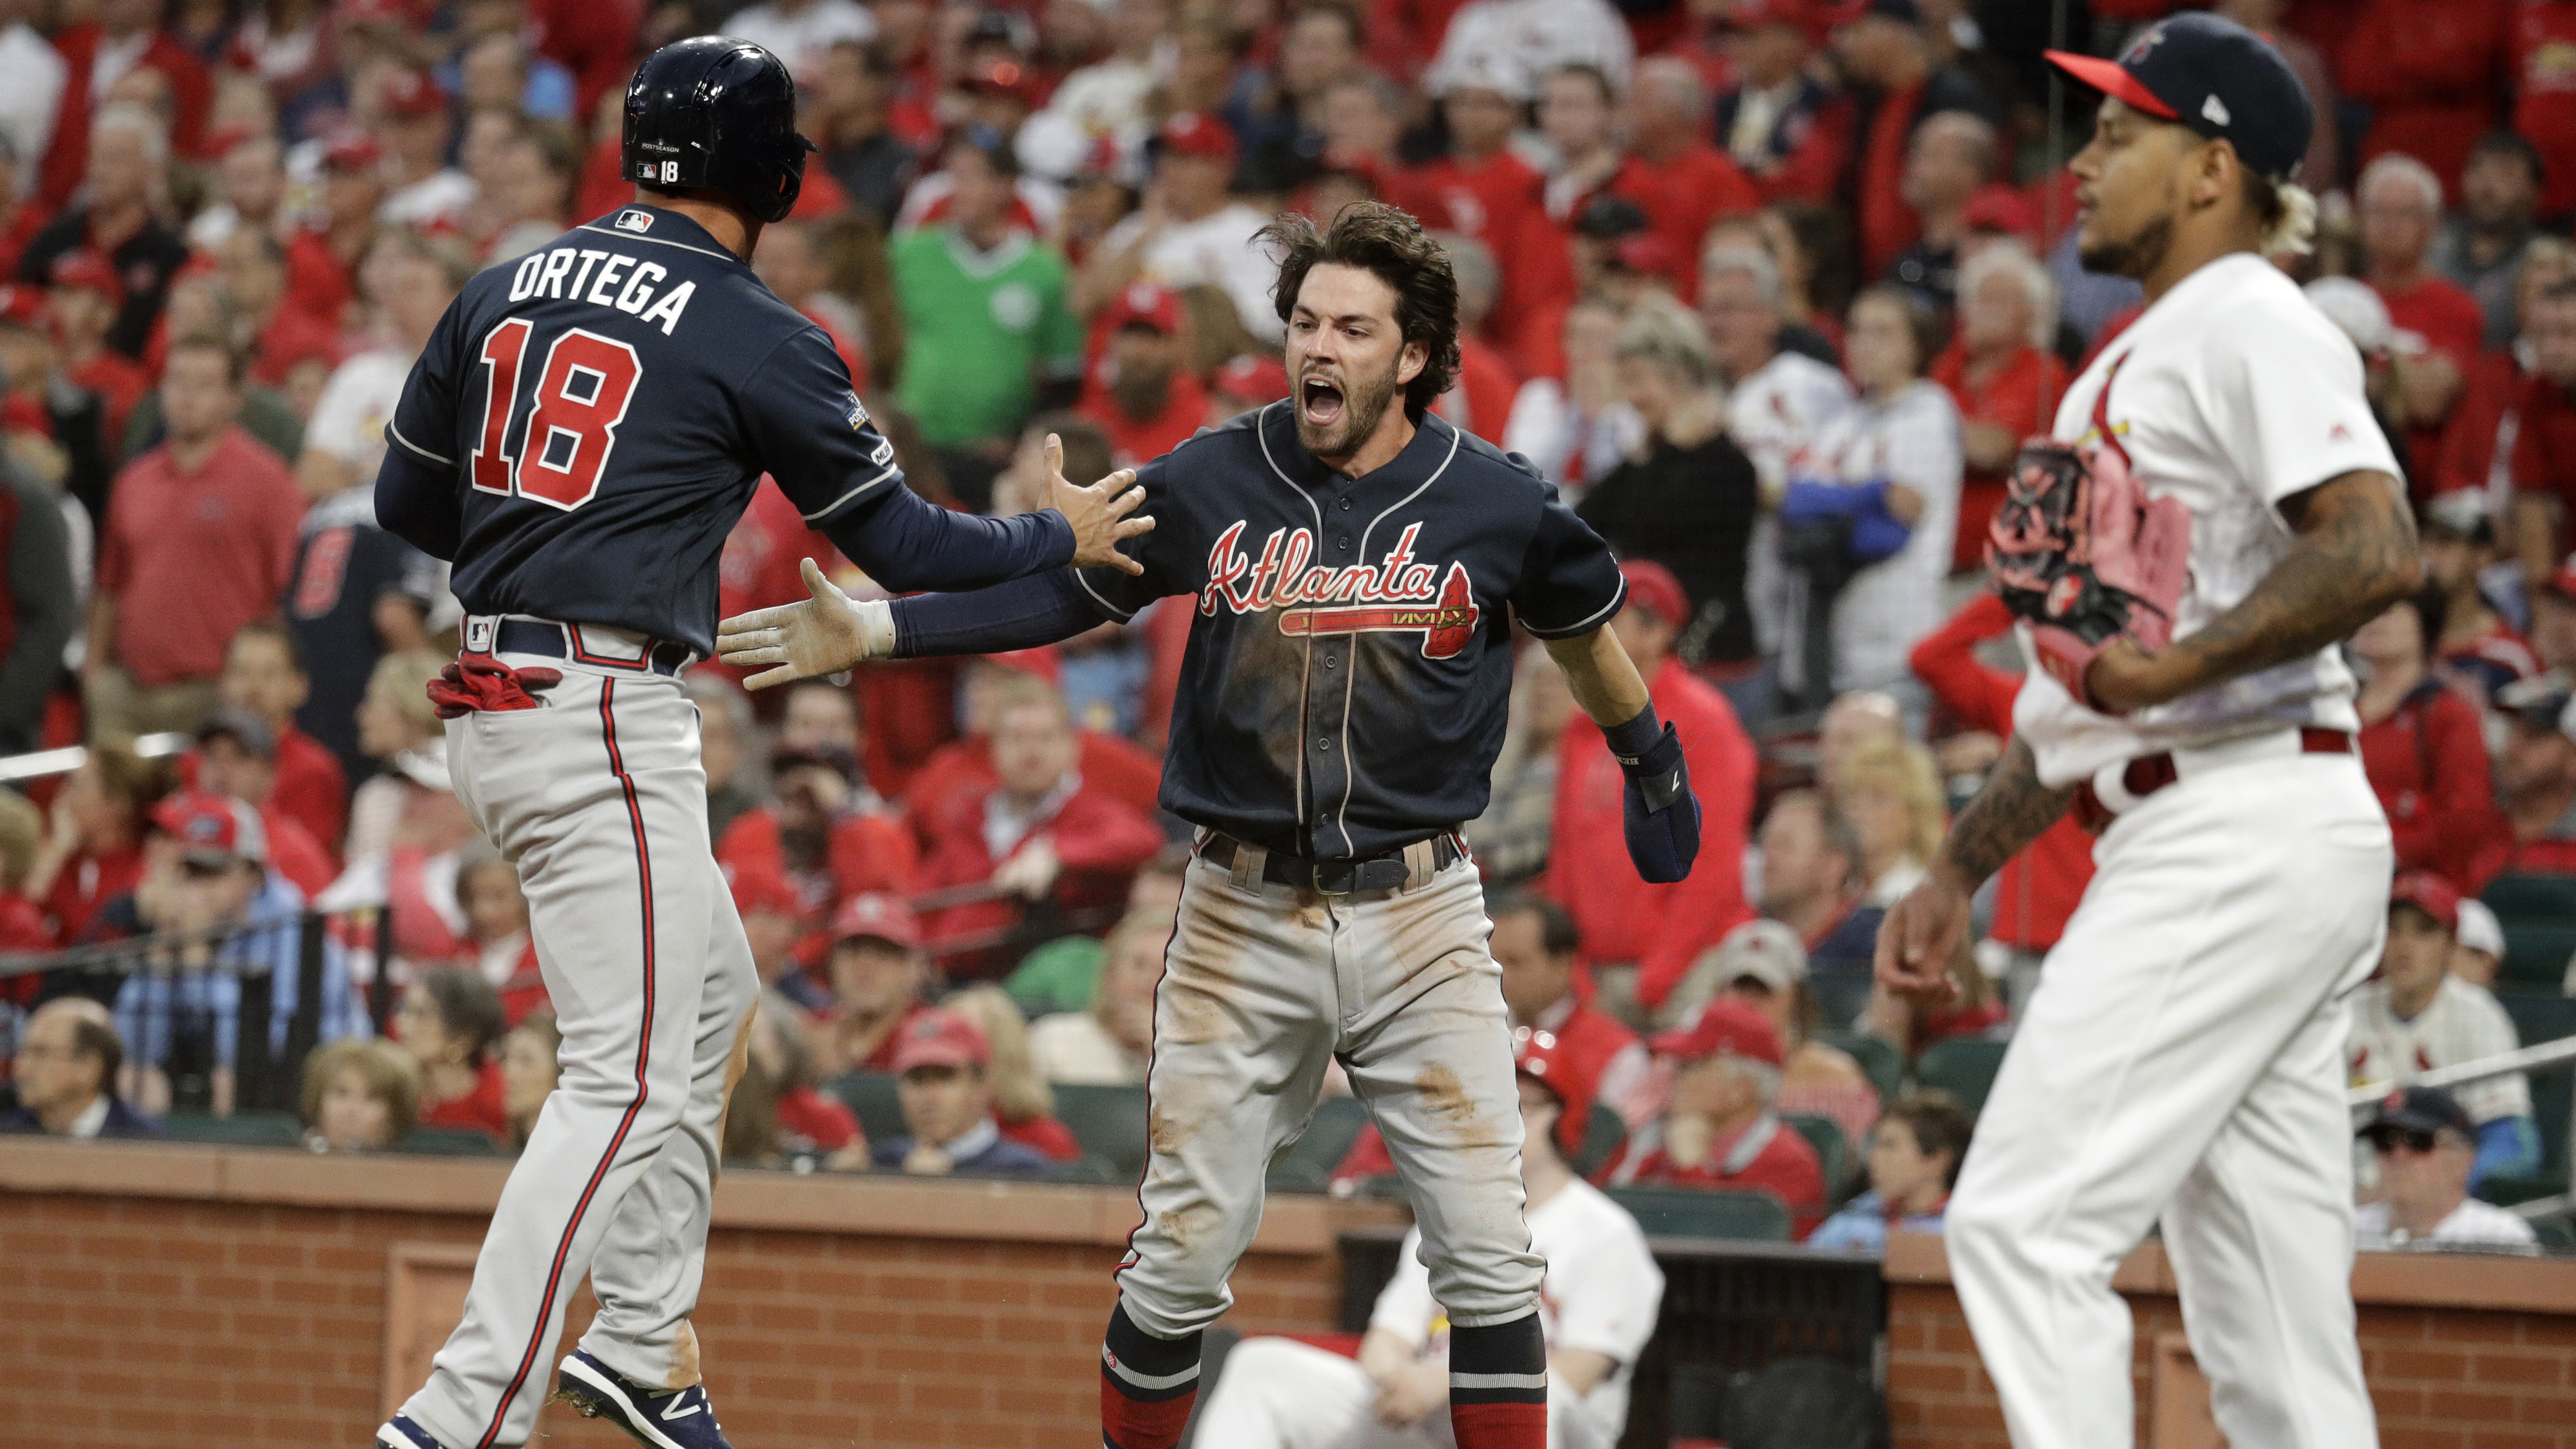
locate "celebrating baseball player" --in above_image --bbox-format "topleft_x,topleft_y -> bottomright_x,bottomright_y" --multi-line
1877,15 -> 2420,1449
369,38 -> 1149,1449
718,200 -> 1703,1449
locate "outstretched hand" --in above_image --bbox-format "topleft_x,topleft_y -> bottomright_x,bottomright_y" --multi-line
1045,433 -> 1154,574
715,556 -> 894,690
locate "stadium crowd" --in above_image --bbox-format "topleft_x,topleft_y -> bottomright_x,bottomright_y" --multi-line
0,0 -> 2565,1293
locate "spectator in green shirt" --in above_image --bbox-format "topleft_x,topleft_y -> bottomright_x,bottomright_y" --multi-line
892,127 -> 1084,507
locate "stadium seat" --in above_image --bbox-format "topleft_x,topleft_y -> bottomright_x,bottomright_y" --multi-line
1818,1030 -> 1905,1108
1053,1083 -> 1151,1177
1784,1113 -> 1851,1199
1266,1096 -> 1370,1193
824,1071 -> 906,1143
2496,922 -> 2576,993
1605,1185 -> 1792,1241
2479,993 -> 2576,1208
399,1128 -> 501,1157
1571,1101 -> 1628,1179
1914,1039 -> 2010,1116
2480,874 -> 2576,922
159,1111 -> 304,1148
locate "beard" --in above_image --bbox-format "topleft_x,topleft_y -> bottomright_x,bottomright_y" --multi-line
1294,355 -> 1403,460
2077,210 -> 2175,281
1109,366 -> 1172,420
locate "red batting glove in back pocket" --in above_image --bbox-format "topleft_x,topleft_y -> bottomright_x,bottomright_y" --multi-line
428,658 -> 564,718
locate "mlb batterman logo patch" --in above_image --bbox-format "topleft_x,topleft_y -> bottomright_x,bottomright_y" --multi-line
615,209 -> 655,233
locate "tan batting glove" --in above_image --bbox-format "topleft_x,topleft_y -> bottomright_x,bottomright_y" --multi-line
714,556 -> 895,690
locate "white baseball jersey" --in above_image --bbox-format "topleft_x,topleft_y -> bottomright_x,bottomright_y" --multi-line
1729,348 -> 1853,657
1369,1178 -> 1665,1437
2012,253 -> 2404,788
1797,379 -> 1963,692
2347,975 -> 2533,1124
2352,1196 -> 2540,1251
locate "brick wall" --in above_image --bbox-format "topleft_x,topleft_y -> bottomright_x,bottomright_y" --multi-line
1884,1233 -> 2576,1449
0,1139 -> 1396,1449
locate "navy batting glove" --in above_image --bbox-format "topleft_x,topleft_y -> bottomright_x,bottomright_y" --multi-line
1607,712 -> 1699,884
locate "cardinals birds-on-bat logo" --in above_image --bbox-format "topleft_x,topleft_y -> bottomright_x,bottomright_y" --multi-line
1200,520 -> 1482,660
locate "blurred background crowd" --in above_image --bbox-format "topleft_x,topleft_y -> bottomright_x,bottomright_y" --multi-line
0,0 -> 2569,1267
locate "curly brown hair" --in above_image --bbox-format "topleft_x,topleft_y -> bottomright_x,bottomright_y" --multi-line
1258,202 -> 1461,422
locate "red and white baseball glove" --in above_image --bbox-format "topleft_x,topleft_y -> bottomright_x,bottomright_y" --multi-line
1984,434 -> 2190,712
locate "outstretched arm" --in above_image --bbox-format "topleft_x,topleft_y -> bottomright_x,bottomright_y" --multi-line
716,561 -> 1116,690
2084,469 -> 2421,713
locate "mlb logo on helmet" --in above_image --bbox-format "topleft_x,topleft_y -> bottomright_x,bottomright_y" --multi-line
615,209 -> 655,233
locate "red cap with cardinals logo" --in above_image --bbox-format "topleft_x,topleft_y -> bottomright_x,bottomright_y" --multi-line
1513,1024 -> 1595,1154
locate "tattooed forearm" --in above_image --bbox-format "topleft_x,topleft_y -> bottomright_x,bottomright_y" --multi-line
2160,470 -> 2421,695
1938,737 -> 2075,890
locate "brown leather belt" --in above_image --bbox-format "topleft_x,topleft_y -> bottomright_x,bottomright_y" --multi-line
1197,830 -> 1464,894
2071,727 -> 2354,835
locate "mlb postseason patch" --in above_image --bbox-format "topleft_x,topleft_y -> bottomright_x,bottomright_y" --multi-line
844,392 -> 870,430
615,209 -> 655,233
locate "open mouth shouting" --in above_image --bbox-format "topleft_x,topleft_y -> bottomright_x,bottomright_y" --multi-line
1300,372 -> 1346,430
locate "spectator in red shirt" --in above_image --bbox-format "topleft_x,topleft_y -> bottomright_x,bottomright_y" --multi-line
814,892 -> 940,1076
84,335 -> 303,739
2362,153 -> 2488,496
21,741 -> 159,947
902,655 -> 1167,838
188,710 -> 338,899
192,623 -> 347,854
2418,491 -> 2540,705
1079,280 -> 1207,468
394,966 -> 511,1142
2339,0 -> 2512,203
1931,241 -> 2067,570
1832,0 -> 2001,282
456,846 -> 547,1029
36,0 -> 213,209
1717,0 -> 1855,206
2353,584 -> 2513,895
1599,998 -> 1829,1238
284,132 -> 386,336
716,738 -> 920,943
1405,52 -> 1551,329
2441,236 -> 2575,504
1613,58 -> 1761,303
1544,564 -> 1758,1025
1905,592 -> 2095,1006
1427,233 -> 1520,445
2507,281 -> 2576,589
2514,0 -> 2576,218
20,104 -> 189,363
914,678 -> 1164,978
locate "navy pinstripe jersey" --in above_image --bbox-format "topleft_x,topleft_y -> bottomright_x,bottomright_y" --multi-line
1078,403 -> 1627,859
381,206 -> 909,655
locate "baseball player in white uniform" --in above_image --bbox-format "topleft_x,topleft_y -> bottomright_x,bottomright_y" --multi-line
1876,15 -> 2423,1449
1192,1030 -> 1664,1449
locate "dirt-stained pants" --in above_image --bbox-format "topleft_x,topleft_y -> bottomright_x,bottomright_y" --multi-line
1115,848 -> 1543,1338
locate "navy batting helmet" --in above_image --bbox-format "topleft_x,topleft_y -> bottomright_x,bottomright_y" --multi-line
623,37 -> 816,224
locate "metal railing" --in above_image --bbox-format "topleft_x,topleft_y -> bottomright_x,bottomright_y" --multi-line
2349,1034 -> 2576,1224
0,731 -> 189,786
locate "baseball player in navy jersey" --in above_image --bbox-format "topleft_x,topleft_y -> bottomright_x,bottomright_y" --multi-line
719,201 -> 1703,1449
1876,16 -> 2421,1449
368,38 -> 1150,1449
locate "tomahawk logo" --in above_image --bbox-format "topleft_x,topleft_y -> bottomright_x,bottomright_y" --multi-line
1200,521 -> 1481,658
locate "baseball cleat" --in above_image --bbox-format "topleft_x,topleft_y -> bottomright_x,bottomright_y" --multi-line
376,1414 -> 449,1449
553,1348 -> 734,1449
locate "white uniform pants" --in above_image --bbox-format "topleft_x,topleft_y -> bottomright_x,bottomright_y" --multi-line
1946,744 -> 2389,1449
1116,852 -> 1544,1338
1194,1337 -> 1614,1449
403,661 -> 759,1449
